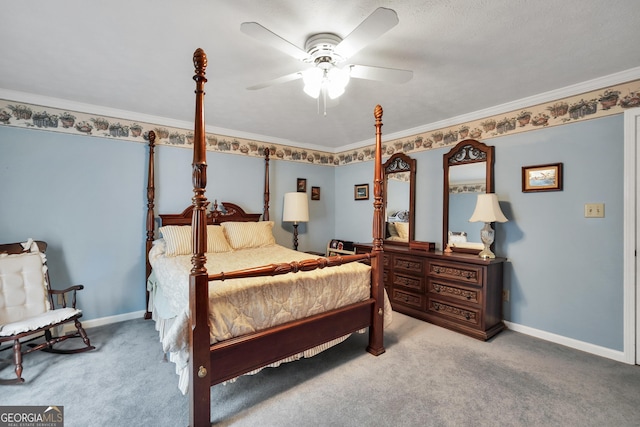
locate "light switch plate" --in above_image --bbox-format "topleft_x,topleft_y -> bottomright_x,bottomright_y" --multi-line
585,203 -> 605,218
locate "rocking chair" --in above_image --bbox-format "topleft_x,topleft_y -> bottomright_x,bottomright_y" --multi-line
0,239 -> 95,384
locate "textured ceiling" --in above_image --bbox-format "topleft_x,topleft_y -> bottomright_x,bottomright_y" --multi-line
1,1 -> 639,151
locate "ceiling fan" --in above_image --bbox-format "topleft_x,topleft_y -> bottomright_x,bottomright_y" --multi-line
240,7 -> 413,102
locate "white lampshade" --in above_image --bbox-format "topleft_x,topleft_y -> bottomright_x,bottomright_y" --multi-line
468,193 -> 508,223
283,192 -> 309,223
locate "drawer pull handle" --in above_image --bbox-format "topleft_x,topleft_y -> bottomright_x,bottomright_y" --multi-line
465,313 -> 471,320
466,294 -> 471,300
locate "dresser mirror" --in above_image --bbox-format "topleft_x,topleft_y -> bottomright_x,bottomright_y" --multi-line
442,139 -> 494,253
383,152 -> 416,245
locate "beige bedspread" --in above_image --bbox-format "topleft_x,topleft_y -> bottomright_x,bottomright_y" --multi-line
147,240 -> 391,393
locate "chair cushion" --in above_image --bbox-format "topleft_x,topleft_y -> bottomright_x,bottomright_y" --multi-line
0,307 -> 81,336
0,251 -> 50,325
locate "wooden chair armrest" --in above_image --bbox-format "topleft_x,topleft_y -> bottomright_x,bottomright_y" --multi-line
49,285 -> 84,294
49,285 -> 84,309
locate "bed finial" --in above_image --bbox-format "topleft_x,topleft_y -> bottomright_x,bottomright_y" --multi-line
193,48 -> 208,82
374,104 -> 383,121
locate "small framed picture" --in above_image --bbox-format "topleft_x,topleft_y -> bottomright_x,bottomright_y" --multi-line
354,184 -> 369,200
311,186 -> 320,200
522,163 -> 563,192
297,178 -> 307,193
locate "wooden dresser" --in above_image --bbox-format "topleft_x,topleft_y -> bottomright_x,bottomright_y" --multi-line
354,244 -> 506,340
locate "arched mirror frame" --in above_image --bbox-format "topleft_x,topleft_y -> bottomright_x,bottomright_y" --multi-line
383,152 -> 416,246
442,139 -> 494,254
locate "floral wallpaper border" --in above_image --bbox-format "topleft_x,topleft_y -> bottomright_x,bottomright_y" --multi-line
1,80 -> 639,166
450,183 -> 486,194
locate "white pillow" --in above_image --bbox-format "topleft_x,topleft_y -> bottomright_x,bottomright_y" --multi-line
395,222 -> 409,240
158,225 -> 232,256
222,221 -> 276,249
387,222 -> 399,237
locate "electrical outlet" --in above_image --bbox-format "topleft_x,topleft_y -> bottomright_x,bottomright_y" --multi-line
585,203 -> 604,218
502,290 -> 509,302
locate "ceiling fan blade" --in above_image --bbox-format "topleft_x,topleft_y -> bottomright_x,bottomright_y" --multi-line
334,7 -> 399,60
349,64 -> 413,84
241,22 -> 310,61
246,71 -> 303,90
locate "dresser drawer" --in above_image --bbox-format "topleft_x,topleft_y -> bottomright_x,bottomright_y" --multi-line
427,260 -> 483,286
392,289 -> 424,309
393,272 -> 423,292
427,279 -> 482,305
427,298 -> 481,326
393,255 -> 425,275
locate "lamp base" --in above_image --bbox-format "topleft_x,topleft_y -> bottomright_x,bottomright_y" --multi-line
292,223 -> 299,251
478,222 -> 496,259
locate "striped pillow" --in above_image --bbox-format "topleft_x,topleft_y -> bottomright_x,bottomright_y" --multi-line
221,221 -> 276,249
158,225 -> 232,256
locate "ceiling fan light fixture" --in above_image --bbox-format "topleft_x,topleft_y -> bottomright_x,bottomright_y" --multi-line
302,65 -> 351,100
327,67 -> 351,92
302,68 -> 323,98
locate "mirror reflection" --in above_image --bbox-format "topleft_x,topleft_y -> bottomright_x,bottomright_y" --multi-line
448,163 -> 486,250
386,172 -> 410,242
383,153 -> 415,245
442,139 -> 494,253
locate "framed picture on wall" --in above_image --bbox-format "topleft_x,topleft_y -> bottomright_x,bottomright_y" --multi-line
522,163 -> 563,192
297,178 -> 307,192
354,184 -> 369,200
311,186 -> 320,200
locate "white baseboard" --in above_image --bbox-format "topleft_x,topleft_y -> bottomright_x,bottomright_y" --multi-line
62,310 -> 147,334
504,320 -> 630,364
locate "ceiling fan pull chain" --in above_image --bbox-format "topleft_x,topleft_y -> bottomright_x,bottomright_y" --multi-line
323,88 -> 327,117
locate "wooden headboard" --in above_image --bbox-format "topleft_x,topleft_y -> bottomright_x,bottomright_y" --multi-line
159,201 -> 261,226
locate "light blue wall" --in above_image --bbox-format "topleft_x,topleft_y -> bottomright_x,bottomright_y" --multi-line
494,117 -> 623,349
0,114 -> 625,351
1,127 -> 147,319
334,115 -> 624,350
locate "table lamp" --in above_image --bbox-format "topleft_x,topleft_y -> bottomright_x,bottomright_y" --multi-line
283,192 -> 309,250
468,193 -> 508,259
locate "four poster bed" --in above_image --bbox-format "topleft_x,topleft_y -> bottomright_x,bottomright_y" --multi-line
144,48 -> 388,426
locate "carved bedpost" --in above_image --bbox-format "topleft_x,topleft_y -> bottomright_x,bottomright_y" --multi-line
144,130 -> 156,320
189,48 -> 211,427
263,147 -> 270,221
367,104 -> 386,356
